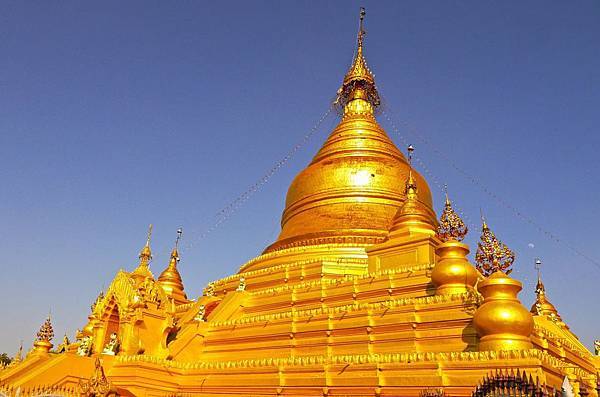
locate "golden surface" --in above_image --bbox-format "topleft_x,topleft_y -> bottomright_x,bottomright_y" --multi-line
157,247 -> 188,305
474,271 -> 534,351
267,33 -> 434,253
1,10 -> 598,397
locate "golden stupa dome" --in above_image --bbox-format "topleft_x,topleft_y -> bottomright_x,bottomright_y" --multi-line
158,247 -> 188,305
530,264 -> 565,326
265,17 -> 434,252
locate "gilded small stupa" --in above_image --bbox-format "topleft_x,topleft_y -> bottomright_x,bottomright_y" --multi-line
1,8 -> 598,397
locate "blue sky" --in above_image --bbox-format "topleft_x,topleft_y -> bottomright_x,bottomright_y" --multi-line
1,1 -> 599,354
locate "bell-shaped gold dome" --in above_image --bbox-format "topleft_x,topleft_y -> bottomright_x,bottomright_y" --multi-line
265,21 -> 434,252
158,247 -> 188,305
473,271 -> 534,351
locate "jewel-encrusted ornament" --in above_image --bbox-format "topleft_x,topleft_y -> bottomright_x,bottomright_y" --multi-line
475,221 -> 515,277
36,316 -> 54,342
437,195 -> 468,242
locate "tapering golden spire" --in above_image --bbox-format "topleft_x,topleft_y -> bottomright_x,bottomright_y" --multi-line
389,145 -> 437,236
474,217 -> 515,277
158,228 -> 188,304
132,224 -> 154,280
335,7 -> 380,115
140,224 -> 153,261
405,145 -> 417,196
530,259 -> 563,323
437,187 -> 468,242
14,341 -> 23,362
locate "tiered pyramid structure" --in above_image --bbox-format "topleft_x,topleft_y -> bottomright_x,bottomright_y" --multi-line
1,10 -> 598,397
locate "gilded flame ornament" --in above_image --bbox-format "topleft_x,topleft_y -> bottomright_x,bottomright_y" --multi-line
36,316 -> 54,342
475,220 -> 515,276
437,193 -> 468,242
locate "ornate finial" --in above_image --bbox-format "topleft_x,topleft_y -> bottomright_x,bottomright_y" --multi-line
56,333 -> 70,354
169,228 -> 182,263
146,224 -> 153,246
443,184 -> 450,205
530,258 -> 562,322
14,341 -> 23,362
480,209 -> 488,230
175,227 -> 183,250
594,340 -> 600,356
534,258 -> 544,294
133,225 -> 155,280
358,7 -> 366,48
36,316 -> 54,342
475,219 -> 515,277
138,224 -> 153,262
335,7 -> 380,112
437,190 -> 468,242
405,145 -> 417,195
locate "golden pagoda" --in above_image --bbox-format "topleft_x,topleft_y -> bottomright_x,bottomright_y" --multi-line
1,9 -> 598,397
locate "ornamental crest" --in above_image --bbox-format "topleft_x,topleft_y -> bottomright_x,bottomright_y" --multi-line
475,222 -> 515,277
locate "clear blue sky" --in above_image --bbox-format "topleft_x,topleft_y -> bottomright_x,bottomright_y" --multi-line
1,1 -> 598,355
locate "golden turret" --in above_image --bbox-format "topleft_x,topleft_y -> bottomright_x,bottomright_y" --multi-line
473,221 -> 533,351
33,315 -> 54,354
388,147 -> 437,237
431,190 -> 478,294
158,228 -> 188,305
132,224 -> 154,281
265,10 -> 435,254
530,259 -> 564,325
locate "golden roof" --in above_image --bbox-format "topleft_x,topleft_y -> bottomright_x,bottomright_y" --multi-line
265,12 -> 435,253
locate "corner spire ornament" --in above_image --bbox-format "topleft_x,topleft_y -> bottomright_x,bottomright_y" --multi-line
139,224 -> 153,262
405,145 -> 417,195
530,258 -> 562,323
33,315 -> 54,354
474,217 -> 515,277
157,228 -> 188,304
437,187 -> 468,242
36,315 -> 54,342
388,145 -> 437,237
